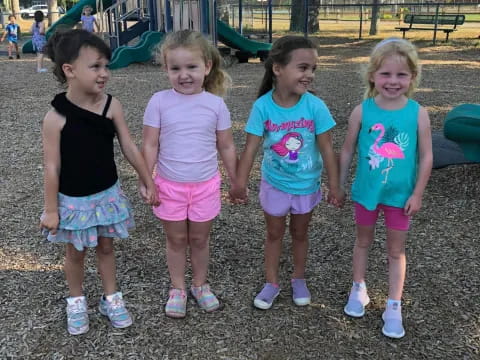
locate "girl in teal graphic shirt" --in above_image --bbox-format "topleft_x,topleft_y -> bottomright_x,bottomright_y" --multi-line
339,38 -> 433,339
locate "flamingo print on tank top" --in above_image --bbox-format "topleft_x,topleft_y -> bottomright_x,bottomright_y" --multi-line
367,123 -> 409,184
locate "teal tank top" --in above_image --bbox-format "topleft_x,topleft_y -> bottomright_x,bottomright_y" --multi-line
351,98 -> 419,210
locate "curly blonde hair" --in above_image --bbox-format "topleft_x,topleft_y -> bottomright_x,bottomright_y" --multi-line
158,30 -> 231,97
363,37 -> 421,99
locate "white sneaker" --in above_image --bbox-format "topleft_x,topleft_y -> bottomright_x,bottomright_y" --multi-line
66,296 -> 89,335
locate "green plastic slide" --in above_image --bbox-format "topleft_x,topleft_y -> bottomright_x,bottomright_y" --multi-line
108,30 -> 164,69
217,20 -> 271,56
444,104 -> 480,162
22,0 -> 112,53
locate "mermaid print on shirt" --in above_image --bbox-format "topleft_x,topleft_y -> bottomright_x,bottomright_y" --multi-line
271,132 -> 304,163
367,123 -> 409,184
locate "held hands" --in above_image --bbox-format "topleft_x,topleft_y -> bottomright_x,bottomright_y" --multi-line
39,211 -> 59,235
327,186 -> 345,208
139,180 -> 159,206
404,193 -> 422,216
229,181 -> 248,204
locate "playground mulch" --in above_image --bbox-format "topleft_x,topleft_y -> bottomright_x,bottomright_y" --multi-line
0,36 -> 479,359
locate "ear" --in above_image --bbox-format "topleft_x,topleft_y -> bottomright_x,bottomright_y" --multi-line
272,63 -> 281,77
204,60 -> 212,76
62,63 -> 75,79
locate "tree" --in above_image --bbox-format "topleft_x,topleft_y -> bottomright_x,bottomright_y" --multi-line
369,0 -> 380,35
290,0 -> 319,34
11,0 -> 21,17
48,0 -> 60,26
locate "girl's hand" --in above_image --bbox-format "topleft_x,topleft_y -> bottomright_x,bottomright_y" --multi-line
139,181 -> 159,206
327,187 -> 344,208
229,183 -> 248,204
40,211 -> 59,235
404,194 -> 422,216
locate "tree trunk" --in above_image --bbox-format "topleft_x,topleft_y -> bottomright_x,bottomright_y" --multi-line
369,0 -> 379,35
290,0 -> 319,34
48,0 -> 59,26
11,0 -> 21,17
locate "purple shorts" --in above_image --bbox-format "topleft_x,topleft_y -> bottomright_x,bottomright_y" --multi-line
259,178 -> 322,217
354,202 -> 410,231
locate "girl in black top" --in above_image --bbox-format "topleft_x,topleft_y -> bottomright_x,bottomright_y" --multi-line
40,29 -> 158,335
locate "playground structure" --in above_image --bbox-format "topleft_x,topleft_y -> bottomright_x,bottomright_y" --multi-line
22,0 -> 272,69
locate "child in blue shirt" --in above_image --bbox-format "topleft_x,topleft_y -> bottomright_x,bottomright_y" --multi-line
1,15 -> 20,59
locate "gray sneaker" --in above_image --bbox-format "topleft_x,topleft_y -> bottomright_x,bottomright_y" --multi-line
382,302 -> 405,338
66,296 -> 89,335
99,292 -> 133,328
344,283 -> 370,317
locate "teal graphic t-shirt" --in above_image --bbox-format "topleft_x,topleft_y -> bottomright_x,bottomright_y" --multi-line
245,90 -> 335,195
351,98 -> 419,210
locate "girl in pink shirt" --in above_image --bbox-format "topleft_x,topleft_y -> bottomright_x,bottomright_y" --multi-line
141,30 -> 242,318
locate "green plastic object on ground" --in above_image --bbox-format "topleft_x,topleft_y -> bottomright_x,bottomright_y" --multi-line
108,30 -> 164,69
217,20 -> 271,56
444,104 -> 480,162
22,0 -> 112,53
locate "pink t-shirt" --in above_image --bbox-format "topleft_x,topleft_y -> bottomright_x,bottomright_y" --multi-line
143,89 -> 231,182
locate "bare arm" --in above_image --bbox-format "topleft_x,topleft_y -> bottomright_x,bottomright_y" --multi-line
339,104 -> 362,190
39,110 -> 64,233
216,128 -> 238,184
110,97 -> 157,204
233,133 -> 262,201
404,106 -> 433,215
316,130 -> 341,206
141,125 -> 160,176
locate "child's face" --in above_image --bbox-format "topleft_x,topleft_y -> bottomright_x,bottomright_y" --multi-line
370,54 -> 414,100
84,7 -> 92,15
65,46 -> 110,94
273,48 -> 317,98
9,16 -> 16,24
164,46 -> 212,95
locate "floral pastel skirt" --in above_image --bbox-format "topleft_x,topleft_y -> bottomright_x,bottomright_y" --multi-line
42,181 -> 134,251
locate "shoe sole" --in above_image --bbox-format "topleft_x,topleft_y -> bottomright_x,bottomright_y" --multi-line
254,292 -> 279,310
68,325 -> 89,335
293,297 -> 311,306
165,311 -> 186,319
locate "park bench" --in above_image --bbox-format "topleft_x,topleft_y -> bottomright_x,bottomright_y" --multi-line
395,14 -> 465,42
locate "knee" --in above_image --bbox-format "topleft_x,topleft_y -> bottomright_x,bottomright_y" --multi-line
387,246 -> 405,261
66,246 -> 86,263
189,235 -> 209,250
97,240 -> 114,256
167,234 -> 188,251
355,236 -> 373,249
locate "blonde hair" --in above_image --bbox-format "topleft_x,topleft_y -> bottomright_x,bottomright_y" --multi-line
363,37 -> 421,99
158,30 -> 231,97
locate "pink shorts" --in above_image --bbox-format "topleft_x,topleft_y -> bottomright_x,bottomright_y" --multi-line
259,178 -> 322,217
354,202 -> 410,231
153,173 -> 221,222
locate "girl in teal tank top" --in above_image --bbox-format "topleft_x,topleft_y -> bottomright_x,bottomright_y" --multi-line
338,38 -> 433,339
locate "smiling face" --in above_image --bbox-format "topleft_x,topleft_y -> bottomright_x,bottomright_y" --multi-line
273,48 -> 317,100
64,46 -> 110,95
164,46 -> 212,95
370,54 -> 414,102
285,136 -> 302,151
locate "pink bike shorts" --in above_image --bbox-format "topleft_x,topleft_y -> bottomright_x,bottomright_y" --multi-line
259,178 -> 322,217
354,202 -> 410,231
153,173 -> 221,222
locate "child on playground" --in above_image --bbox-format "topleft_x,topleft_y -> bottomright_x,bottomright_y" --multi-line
80,5 -> 99,33
31,10 -> 47,72
1,14 -> 20,59
40,29 -> 157,335
233,36 -> 342,310
339,38 -> 433,338
141,29 -> 241,318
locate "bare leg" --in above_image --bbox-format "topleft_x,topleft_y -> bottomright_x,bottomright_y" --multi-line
263,212 -> 287,284
36,53 -> 44,70
7,43 -> 12,57
386,228 -> 407,300
96,237 -> 117,296
352,225 -> 375,283
163,220 -> 188,290
188,220 -> 214,287
65,244 -> 86,297
290,212 -> 313,279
